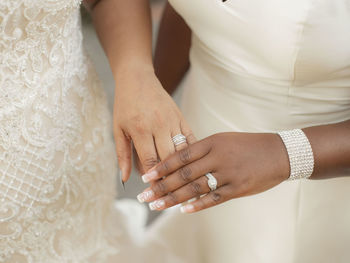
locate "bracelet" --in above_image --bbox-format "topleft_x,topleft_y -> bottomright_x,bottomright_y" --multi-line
277,129 -> 314,180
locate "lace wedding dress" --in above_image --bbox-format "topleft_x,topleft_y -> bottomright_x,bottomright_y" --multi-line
0,1 -> 185,262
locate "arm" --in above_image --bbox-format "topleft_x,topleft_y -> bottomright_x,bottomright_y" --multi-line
154,2 -> 192,95
136,120 -> 350,213
87,0 -> 153,75
304,120 -> 350,179
84,0 -> 195,182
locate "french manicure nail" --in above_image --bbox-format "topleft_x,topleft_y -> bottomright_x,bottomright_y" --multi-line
142,170 -> 158,183
136,189 -> 154,203
180,204 -> 195,213
149,199 -> 165,211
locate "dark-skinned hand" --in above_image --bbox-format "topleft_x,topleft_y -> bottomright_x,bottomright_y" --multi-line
137,132 -> 290,213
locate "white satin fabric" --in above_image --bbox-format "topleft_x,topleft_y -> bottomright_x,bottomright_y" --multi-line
151,1 -> 350,262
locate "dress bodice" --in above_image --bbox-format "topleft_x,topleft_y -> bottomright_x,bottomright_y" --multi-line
156,2 -> 350,263
170,0 -> 350,133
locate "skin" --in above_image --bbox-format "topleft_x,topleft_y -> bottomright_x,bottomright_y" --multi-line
83,0 -> 195,182
139,2 -> 350,213
154,3 -> 192,95
137,121 -> 350,213
85,1 -> 350,213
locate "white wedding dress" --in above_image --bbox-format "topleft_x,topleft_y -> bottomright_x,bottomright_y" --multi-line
0,1 -> 186,262
151,0 -> 350,262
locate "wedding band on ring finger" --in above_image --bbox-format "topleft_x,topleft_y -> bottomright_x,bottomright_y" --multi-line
172,134 -> 187,146
205,173 -> 218,191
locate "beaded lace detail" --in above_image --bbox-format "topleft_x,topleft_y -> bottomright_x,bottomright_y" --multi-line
0,1 -> 125,262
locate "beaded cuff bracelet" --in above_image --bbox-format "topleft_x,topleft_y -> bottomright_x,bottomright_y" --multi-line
277,129 -> 314,180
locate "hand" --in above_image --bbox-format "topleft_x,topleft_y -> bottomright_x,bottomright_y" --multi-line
137,132 -> 290,213
113,64 -> 195,182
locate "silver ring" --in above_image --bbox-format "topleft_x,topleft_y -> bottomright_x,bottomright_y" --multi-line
205,173 -> 217,191
172,134 -> 187,146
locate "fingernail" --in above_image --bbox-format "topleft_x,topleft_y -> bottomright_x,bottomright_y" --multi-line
136,189 -> 154,203
119,169 -> 125,190
180,204 -> 195,213
149,199 -> 165,211
142,170 -> 158,183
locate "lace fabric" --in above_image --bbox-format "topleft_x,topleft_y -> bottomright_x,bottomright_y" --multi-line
0,1 -> 126,261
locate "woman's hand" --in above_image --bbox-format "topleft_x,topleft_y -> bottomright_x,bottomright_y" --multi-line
87,0 -> 194,180
137,132 -> 290,213
113,64 -> 195,182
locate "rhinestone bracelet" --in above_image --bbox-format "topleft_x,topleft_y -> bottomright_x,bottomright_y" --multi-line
277,129 -> 314,180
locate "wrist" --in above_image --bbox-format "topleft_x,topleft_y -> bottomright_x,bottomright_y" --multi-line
270,133 -> 291,182
277,129 -> 315,181
113,61 -> 157,93
112,58 -> 154,78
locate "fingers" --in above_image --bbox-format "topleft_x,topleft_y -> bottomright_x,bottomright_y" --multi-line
148,176 -> 210,210
150,173 -> 226,211
171,128 -> 189,153
133,148 -> 145,174
114,128 -> 132,182
171,120 -> 195,152
138,158 -> 213,202
132,134 -> 159,173
180,185 -> 232,213
138,157 -> 213,202
154,131 -> 175,161
141,139 -> 212,183
181,120 -> 197,145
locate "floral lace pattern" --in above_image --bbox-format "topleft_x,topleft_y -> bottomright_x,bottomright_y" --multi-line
0,1 -> 125,262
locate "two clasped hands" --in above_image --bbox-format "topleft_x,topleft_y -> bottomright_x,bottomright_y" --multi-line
113,68 -> 291,214
94,0 -> 350,216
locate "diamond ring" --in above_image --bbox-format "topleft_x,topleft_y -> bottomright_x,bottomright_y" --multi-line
172,134 -> 187,146
205,173 -> 217,191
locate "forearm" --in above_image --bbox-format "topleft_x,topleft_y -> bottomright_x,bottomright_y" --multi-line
303,120 -> 350,179
90,0 -> 153,78
154,3 -> 191,95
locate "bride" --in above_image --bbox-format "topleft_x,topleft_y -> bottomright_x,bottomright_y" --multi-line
0,0 -> 194,262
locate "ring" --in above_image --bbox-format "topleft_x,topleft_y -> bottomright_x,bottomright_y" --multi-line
172,134 -> 187,146
205,173 -> 217,191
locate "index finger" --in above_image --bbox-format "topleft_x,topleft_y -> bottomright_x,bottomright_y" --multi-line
141,138 -> 212,183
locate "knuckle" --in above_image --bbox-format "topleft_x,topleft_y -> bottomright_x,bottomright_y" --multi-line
186,133 -> 196,143
153,181 -> 167,195
206,134 -> 216,147
189,182 -> 201,195
198,199 -> 206,209
178,166 -> 192,182
117,154 -> 131,162
130,114 -> 143,123
143,157 -> 158,168
135,124 -> 146,135
161,161 -> 170,173
166,192 -> 178,205
131,118 -> 147,135
178,148 -> 191,164
210,192 -> 222,204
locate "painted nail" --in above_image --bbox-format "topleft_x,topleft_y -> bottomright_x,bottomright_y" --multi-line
137,189 -> 154,203
180,204 -> 195,214
142,170 -> 158,183
149,199 -> 165,211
